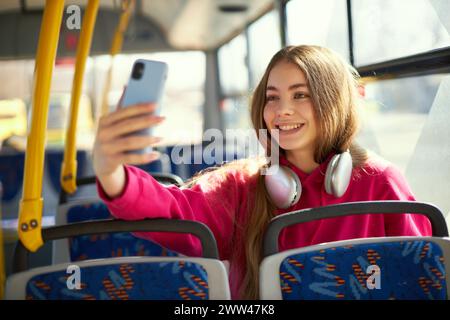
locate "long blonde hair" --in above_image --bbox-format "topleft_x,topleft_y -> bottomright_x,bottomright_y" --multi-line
188,45 -> 368,299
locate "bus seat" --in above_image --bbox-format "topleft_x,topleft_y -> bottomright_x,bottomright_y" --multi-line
45,150 -> 88,194
260,236 -> 450,300
0,152 -> 25,218
6,256 -> 229,300
53,199 -> 179,264
7,219 -> 230,300
259,201 -> 450,300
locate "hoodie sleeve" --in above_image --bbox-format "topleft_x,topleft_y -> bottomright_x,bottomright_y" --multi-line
376,165 -> 432,236
96,165 -> 246,259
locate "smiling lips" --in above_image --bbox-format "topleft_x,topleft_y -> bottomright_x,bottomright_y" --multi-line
274,123 -> 305,134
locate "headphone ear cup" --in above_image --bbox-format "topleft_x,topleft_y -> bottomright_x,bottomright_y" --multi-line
264,165 -> 302,209
324,151 -> 353,197
324,154 -> 340,195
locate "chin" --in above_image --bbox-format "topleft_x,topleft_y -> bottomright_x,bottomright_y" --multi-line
278,142 -> 302,151
278,139 -> 313,153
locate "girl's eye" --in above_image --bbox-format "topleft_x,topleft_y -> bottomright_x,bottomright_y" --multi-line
266,96 -> 278,101
294,92 -> 307,99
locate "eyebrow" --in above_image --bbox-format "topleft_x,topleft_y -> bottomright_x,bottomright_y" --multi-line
266,83 -> 308,91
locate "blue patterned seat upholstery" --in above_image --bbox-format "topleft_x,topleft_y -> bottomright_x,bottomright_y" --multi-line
260,237 -> 450,300
26,261 -> 208,300
54,200 -> 179,262
6,256 -> 231,300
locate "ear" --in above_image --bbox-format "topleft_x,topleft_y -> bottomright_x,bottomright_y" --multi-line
357,84 -> 366,98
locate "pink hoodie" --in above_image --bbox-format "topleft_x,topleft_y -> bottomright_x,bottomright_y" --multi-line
97,154 -> 432,299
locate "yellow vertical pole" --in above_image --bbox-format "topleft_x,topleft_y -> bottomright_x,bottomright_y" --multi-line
61,0 -> 100,194
99,0 -> 134,117
18,0 -> 65,252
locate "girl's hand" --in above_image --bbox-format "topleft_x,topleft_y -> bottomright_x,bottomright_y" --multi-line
93,102 -> 165,197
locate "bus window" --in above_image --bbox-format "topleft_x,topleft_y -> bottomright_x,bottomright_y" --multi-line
45,93 -> 94,149
0,60 -> 34,102
352,0 -> 450,65
0,99 -> 27,150
95,51 -> 206,146
356,73 -> 450,218
247,10 -> 282,88
218,34 -> 252,131
286,0 -> 349,60
218,34 -> 249,97
357,74 -> 445,172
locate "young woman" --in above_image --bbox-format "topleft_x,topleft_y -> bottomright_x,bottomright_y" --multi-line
93,45 -> 431,300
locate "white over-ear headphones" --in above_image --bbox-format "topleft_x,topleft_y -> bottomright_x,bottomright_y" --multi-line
264,151 -> 353,209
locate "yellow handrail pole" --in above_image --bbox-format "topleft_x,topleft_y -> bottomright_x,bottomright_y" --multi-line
99,0 -> 134,117
18,0 -> 65,252
61,0 -> 100,194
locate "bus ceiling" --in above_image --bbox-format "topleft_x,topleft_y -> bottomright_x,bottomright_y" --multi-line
0,0 -> 274,59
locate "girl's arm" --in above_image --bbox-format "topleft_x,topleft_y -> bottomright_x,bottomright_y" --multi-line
97,165 -> 244,259
91,97 -> 231,257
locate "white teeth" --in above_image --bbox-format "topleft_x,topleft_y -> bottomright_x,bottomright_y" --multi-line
278,124 -> 302,131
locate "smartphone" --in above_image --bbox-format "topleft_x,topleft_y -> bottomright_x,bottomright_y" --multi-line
121,59 -> 168,153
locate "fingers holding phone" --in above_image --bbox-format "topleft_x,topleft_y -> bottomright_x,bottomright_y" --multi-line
101,102 -> 164,140
93,103 -> 165,177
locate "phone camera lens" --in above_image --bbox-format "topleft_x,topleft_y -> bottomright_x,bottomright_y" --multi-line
132,62 -> 145,80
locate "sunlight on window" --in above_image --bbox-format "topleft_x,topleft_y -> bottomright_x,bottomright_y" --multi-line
356,74 -> 445,173
218,35 -> 248,96
286,0 -> 349,60
353,0 -> 450,65
248,10 -> 282,88
94,51 -> 206,146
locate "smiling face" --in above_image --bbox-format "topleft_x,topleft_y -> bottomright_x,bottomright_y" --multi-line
263,60 -> 318,158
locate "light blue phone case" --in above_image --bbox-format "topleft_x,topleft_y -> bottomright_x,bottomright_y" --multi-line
121,59 -> 168,154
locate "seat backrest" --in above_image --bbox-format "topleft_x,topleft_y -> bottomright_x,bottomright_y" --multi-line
260,236 -> 450,300
0,152 -> 24,202
6,256 -> 230,300
10,218 -> 229,300
53,198 -> 179,264
260,201 -> 450,300
0,152 -> 25,219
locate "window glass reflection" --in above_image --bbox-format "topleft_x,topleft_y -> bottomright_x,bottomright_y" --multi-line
353,0 -> 450,66
286,0 -> 349,61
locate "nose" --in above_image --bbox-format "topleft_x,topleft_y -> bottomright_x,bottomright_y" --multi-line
276,99 -> 294,117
